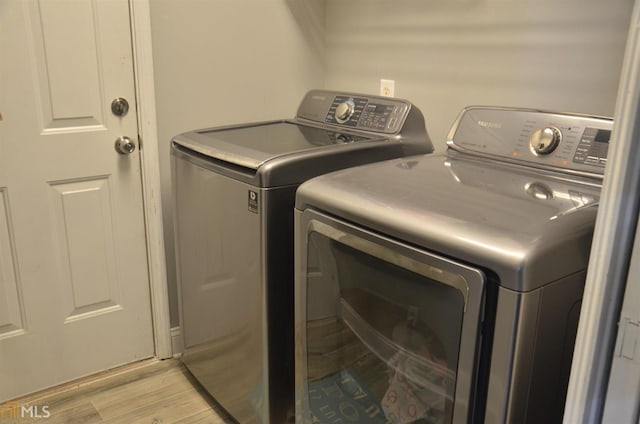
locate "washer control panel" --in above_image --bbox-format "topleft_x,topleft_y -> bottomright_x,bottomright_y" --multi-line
295,90 -> 414,134
448,107 -> 613,176
324,95 -> 408,133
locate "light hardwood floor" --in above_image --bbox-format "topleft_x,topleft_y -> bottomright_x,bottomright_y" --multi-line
4,359 -> 235,423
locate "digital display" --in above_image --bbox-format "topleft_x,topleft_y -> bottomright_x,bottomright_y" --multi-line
365,103 -> 387,113
595,129 -> 611,143
572,127 -> 610,168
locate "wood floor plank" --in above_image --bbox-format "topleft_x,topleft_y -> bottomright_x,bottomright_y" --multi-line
91,367 -> 195,415
17,359 -> 167,407
99,389 -> 220,424
19,361 -> 178,418
173,408 -> 233,424
8,359 -> 234,424
16,401 -> 101,424
46,402 -> 102,424
94,379 -> 202,419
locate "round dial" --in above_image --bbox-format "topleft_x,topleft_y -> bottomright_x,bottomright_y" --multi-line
530,126 -> 562,155
335,100 -> 355,124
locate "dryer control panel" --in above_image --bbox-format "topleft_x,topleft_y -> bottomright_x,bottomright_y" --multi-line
295,89 -> 415,135
447,106 -> 613,177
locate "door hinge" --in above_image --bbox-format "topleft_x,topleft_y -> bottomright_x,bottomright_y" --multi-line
619,318 -> 639,361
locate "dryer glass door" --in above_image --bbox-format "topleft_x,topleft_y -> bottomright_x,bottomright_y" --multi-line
297,213 -> 485,424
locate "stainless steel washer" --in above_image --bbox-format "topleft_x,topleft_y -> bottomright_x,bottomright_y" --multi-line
294,107 -> 612,423
171,90 -> 433,423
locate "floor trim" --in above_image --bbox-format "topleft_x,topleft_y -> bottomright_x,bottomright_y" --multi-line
171,326 -> 184,358
11,358 -> 159,403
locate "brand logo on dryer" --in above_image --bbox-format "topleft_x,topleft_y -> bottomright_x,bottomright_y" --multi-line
248,190 -> 259,214
477,120 -> 503,129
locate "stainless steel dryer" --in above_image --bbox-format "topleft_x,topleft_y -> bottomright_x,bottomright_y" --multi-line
294,107 -> 612,423
171,89 -> 432,423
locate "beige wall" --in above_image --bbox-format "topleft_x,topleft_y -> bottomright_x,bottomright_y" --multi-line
324,0 -> 634,151
150,0 -> 325,326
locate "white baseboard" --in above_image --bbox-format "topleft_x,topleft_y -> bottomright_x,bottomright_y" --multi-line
170,326 -> 183,358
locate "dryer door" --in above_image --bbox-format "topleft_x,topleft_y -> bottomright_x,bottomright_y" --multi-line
295,210 -> 485,424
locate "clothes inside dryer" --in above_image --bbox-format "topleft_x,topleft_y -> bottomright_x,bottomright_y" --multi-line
305,231 -> 464,423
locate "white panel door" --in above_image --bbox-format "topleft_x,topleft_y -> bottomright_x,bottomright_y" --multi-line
0,0 -> 154,401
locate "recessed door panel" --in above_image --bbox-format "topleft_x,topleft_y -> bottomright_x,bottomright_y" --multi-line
49,177 -> 121,321
28,0 -> 105,132
0,188 -> 25,338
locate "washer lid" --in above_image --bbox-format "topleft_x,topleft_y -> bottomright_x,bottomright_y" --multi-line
296,153 -> 601,292
172,121 -> 381,170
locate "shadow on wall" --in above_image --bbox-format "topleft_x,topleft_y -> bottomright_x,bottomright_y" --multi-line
322,0 -> 633,150
284,0 -> 325,62
150,0 -> 327,330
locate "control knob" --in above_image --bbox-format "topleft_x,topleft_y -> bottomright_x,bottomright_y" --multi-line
530,126 -> 562,155
335,100 -> 355,124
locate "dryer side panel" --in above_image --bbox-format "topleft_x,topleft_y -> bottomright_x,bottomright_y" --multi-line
486,272 -> 585,424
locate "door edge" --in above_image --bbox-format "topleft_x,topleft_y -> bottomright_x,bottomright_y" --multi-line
129,0 -> 172,359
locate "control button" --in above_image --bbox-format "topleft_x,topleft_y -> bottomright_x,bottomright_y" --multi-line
530,126 -> 562,155
585,156 -> 599,165
387,117 -> 398,130
599,158 -> 608,165
394,104 -> 407,115
335,100 -> 355,124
